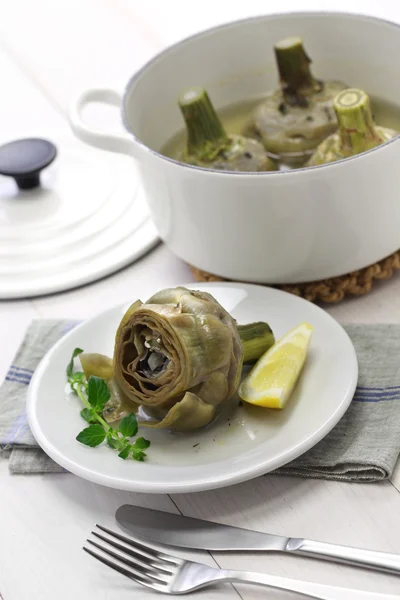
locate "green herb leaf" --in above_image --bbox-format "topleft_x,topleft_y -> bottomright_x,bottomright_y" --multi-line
106,430 -> 121,449
80,408 -> 98,424
68,362 -> 150,461
72,371 -> 86,382
87,376 -> 110,411
66,348 -> 84,378
118,413 -> 138,438
131,448 -> 146,461
76,424 -> 106,447
118,446 -> 131,460
133,437 -> 151,450
69,371 -> 86,386
68,371 -> 87,393
129,437 -> 150,461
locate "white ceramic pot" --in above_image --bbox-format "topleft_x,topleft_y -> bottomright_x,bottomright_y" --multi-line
68,12 -> 400,284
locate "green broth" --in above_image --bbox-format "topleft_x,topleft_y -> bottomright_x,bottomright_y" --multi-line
160,95 -> 400,169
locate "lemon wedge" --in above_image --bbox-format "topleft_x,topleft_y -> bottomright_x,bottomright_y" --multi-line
238,322 -> 313,408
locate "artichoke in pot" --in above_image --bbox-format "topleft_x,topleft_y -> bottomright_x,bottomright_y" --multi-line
246,37 -> 347,166
112,287 -> 274,431
178,86 -> 277,172
307,88 -> 398,166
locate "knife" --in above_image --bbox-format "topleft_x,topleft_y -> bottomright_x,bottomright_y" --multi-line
116,504 -> 400,575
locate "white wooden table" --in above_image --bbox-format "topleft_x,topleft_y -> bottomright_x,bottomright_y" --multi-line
1,1 -> 400,598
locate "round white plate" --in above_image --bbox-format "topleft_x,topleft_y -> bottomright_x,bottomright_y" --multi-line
27,282 -> 358,493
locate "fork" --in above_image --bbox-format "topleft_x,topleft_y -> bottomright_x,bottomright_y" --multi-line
83,525 -> 400,600
84,525 -> 399,599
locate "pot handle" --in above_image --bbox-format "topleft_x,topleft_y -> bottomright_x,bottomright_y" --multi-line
68,88 -> 135,156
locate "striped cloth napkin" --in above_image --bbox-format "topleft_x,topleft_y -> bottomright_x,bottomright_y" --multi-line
1,320 -> 400,481
0,320 -> 79,474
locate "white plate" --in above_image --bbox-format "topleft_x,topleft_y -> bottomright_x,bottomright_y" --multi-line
27,282 -> 358,493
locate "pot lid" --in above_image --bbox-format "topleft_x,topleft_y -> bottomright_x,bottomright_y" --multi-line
0,137 -> 158,298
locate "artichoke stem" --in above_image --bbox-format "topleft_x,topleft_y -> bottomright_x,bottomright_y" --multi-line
238,322 -> 275,364
274,37 -> 320,103
179,86 -> 228,156
335,89 -> 383,156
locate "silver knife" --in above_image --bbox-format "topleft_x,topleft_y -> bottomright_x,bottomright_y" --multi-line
116,504 -> 400,575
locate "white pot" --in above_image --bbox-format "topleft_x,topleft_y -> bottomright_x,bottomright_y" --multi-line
68,12 -> 400,284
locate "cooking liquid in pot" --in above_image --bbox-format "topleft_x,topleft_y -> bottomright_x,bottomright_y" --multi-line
161,95 -> 400,170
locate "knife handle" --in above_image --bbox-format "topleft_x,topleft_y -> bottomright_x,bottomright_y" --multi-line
289,538 -> 400,575
226,571 -> 396,600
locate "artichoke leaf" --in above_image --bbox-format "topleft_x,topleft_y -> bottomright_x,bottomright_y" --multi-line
190,371 -> 229,407
139,392 -> 215,431
115,300 -> 143,344
80,353 -> 114,381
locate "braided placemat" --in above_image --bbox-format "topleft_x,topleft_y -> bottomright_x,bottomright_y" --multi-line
190,250 -> 400,304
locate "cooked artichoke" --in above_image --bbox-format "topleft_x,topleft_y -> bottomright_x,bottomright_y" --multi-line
246,37 -> 347,165
112,287 -> 274,431
307,89 -> 398,166
178,87 -> 276,172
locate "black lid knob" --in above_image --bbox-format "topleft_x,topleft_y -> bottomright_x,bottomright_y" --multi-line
0,138 -> 57,190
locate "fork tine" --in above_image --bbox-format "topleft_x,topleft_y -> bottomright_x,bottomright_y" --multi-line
83,545 -> 146,582
83,546 -> 165,593
96,524 -> 178,565
91,531 -> 173,575
87,539 -> 169,585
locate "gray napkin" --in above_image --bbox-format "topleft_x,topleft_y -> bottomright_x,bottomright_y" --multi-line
0,320 -> 79,474
1,320 -> 400,482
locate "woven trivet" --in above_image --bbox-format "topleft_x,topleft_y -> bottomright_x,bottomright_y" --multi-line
190,250 -> 400,304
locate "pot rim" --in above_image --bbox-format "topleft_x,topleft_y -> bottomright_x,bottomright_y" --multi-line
122,10 -> 400,178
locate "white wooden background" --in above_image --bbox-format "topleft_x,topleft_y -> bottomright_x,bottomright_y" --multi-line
1,1 -> 400,598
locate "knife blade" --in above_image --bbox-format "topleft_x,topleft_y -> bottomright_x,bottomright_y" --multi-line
116,504 -> 289,551
115,504 -> 400,575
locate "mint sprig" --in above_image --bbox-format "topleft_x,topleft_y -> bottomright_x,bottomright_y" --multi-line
66,348 -> 150,461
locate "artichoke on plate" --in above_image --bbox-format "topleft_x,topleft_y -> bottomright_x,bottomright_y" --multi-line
246,37 -> 347,165
307,88 -> 398,166
111,287 -> 274,431
178,86 -> 277,172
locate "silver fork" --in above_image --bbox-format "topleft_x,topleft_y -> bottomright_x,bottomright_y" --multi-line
84,525 -> 399,599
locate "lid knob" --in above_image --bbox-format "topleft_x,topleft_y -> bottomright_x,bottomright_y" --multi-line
0,138 -> 57,190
